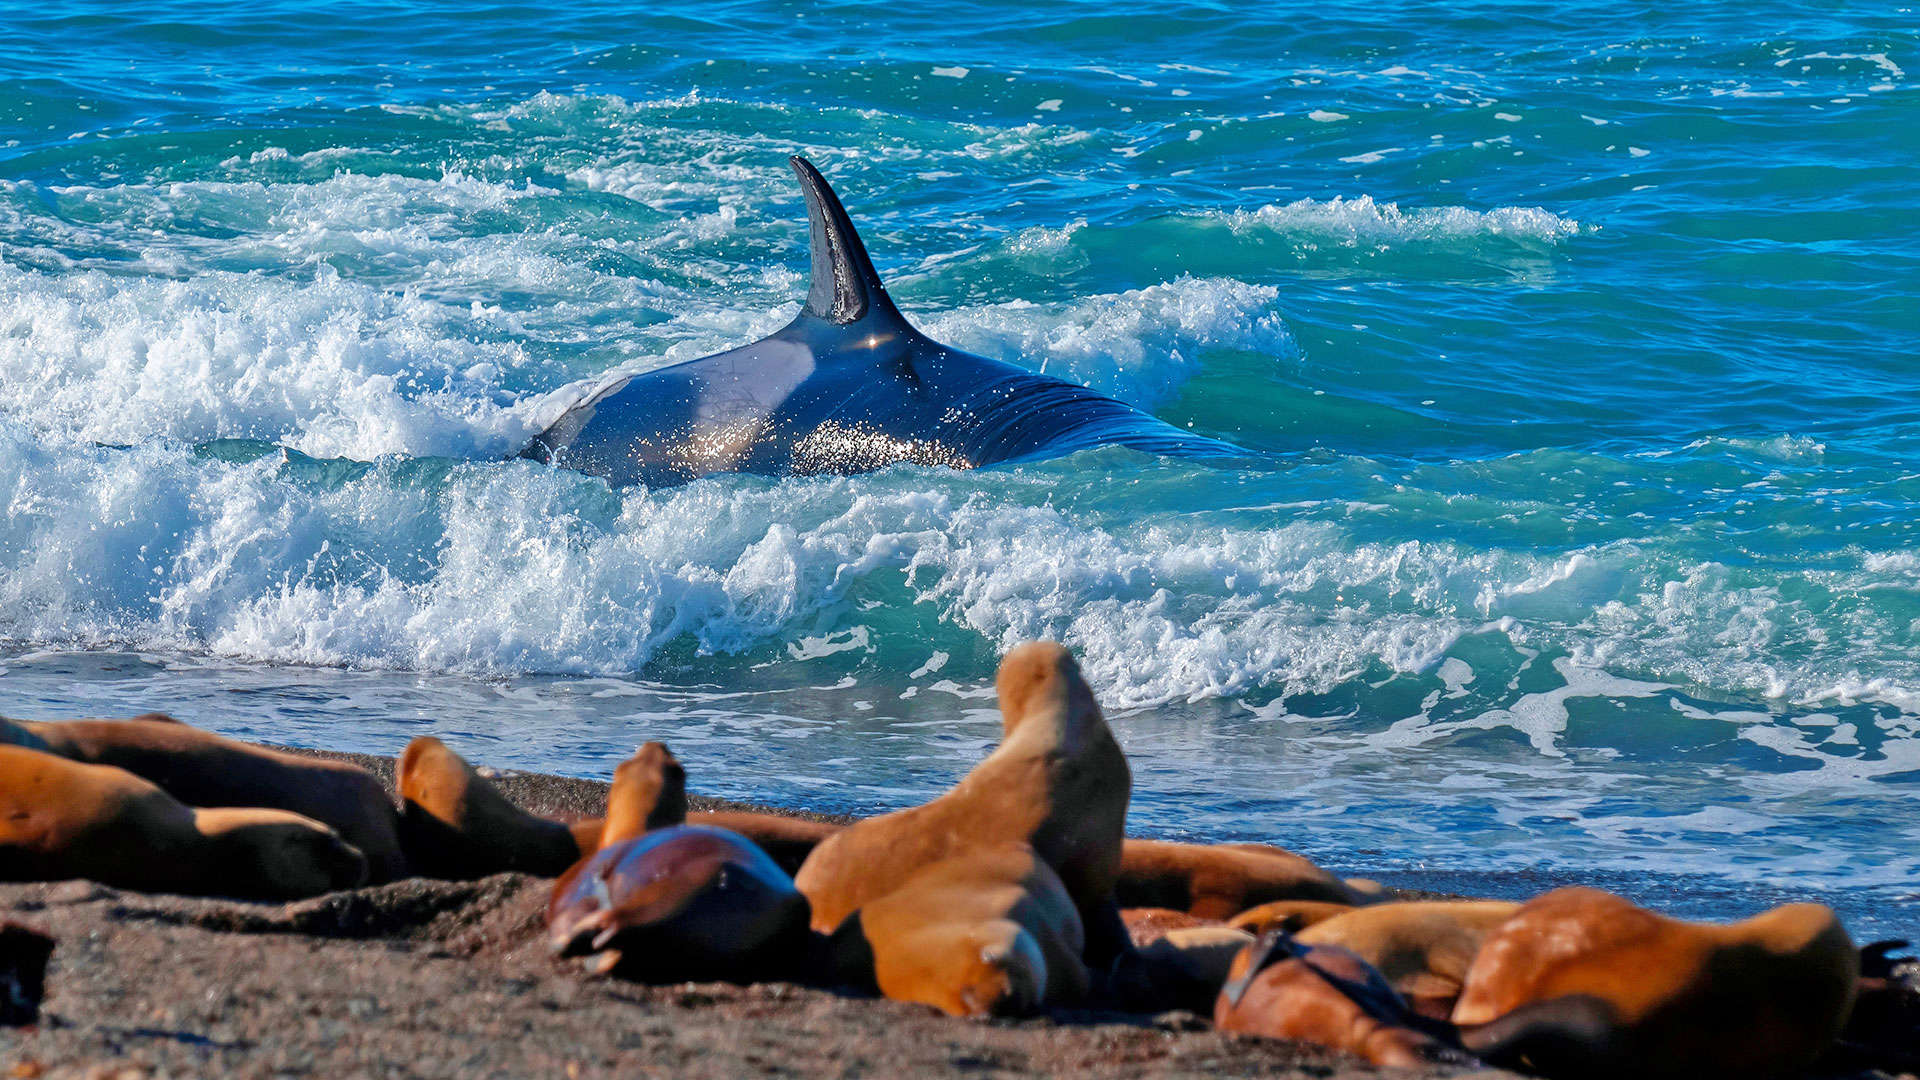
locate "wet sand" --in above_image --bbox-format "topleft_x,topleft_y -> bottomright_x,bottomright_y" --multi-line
0,750 -> 1909,1079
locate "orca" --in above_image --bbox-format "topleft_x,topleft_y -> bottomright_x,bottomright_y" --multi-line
521,156 -> 1244,487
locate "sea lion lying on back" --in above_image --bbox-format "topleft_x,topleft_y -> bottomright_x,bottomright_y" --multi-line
794,642 -> 1130,966
3,714 -> 406,882
549,743 -> 810,982
0,745 -> 366,900
1452,887 -> 1858,1080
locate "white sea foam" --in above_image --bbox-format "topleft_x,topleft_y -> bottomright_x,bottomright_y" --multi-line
918,276 -> 1293,407
1215,194 -> 1582,245
0,261 -> 541,459
17,428 -> 1910,726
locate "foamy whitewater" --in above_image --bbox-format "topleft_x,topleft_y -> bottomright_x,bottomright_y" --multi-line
2,2 -> 1916,935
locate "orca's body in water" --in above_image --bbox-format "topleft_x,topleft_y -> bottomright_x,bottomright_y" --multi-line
522,157 -> 1243,487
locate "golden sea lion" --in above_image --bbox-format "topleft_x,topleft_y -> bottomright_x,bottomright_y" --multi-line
1295,900 -> 1521,1017
2,714 -> 406,882
397,736 -> 595,879
836,843 -> 1089,1018
1228,900 -> 1358,938
1216,931 -> 1471,1067
1116,839 -> 1366,920
794,643 -> 1130,961
1452,887 -> 1858,1080
0,745 -> 366,899
598,742 -> 687,847
548,824 -> 811,982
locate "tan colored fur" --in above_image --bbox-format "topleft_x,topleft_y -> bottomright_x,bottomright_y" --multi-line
794,642 -> 1129,935
0,744 -> 365,899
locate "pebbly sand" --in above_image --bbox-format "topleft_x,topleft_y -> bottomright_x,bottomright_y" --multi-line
0,749 -> 1911,1080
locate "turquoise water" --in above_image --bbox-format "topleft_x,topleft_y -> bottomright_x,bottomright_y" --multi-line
1,2 -> 1916,934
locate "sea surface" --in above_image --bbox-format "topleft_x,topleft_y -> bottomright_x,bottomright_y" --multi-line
2,1 -> 1916,934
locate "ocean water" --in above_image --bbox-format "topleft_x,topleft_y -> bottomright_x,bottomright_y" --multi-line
2,2 -> 1916,934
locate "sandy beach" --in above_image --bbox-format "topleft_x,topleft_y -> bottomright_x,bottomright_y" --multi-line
0,749 -> 1911,1080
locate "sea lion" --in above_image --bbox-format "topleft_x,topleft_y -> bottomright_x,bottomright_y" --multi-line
1116,839 -> 1367,919
1452,887 -> 1858,1080
547,824 -> 811,982
1216,931 -> 1472,1068
794,643 -> 1130,964
396,736 -> 597,879
552,742 -> 688,905
2,714 -> 406,882
1228,900 -> 1358,938
1132,925 -> 1258,1013
1295,901 -> 1521,1018
1838,940 -> 1920,1073
0,745 -> 367,899
836,843 -> 1089,1018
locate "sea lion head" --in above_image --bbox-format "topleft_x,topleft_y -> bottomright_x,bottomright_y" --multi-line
995,641 -> 1100,739
197,808 -> 370,899
955,924 -> 1047,1018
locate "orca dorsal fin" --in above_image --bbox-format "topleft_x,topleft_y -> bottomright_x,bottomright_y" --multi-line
790,155 -> 902,326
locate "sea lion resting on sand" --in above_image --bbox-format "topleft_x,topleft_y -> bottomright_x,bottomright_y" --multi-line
1228,899 -> 1359,937
396,735 -> 842,879
399,736 -> 604,879
1452,887 -> 1858,1080
1216,930 -> 1472,1068
1117,840 -> 1377,919
0,744 -> 367,900
548,742 -> 811,982
2,713 -> 407,882
835,843 -> 1090,1017
1292,901 -> 1522,1018
794,642 -> 1131,968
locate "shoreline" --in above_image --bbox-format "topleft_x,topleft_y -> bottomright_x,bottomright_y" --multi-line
0,746 -> 1442,1080
0,747 -> 1908,1079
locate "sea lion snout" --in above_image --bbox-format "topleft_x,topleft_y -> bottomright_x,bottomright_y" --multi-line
197,809 -> 370,898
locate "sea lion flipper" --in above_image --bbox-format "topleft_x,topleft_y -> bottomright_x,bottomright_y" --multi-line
789,155 -> 901,327
1458,993 -> 1623,1074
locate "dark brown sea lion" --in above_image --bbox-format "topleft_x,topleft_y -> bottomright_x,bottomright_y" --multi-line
1129,924 -> 1257,1013
1451,887 -> 1858,1080
794,643 -> 1130,963
0,745 -> 366,900
1116,839 -> 1368,919
836,843 -> 1089,1017
2,714 -> 406,882
396,736 -> 597,879
1295,901 -> 1521,1018
1216,931 -> 1473,1067
547,823 -> 811,982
